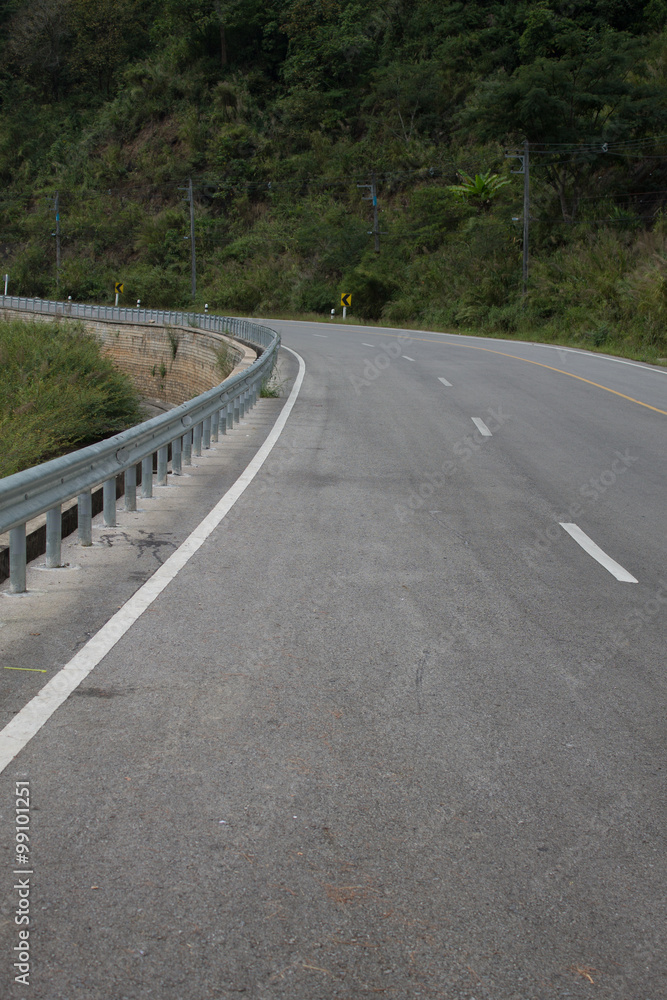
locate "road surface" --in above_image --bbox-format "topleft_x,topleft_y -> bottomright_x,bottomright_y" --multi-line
0,321 -> 665,999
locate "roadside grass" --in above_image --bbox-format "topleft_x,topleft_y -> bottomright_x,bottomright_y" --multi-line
0,318 -> 142,478
257,350 -> 285,398
233,226 -> 667,367
259,376 -> 283,397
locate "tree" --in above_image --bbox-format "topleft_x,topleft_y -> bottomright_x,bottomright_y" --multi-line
280,0 -> 376,91
457,6 -> 666,219
150,0 -> 268,69
68,0 -> 135,95
5,0 -> 71,99
367,59 -> 446,146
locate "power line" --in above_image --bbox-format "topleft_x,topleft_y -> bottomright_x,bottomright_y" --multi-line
576,188 -> 667,201
529,133 -> 667,151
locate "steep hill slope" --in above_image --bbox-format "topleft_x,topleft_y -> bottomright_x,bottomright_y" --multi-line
2,1 -> 667,359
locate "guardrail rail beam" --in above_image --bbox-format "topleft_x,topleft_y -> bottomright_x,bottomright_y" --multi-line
0,297 -> 280,592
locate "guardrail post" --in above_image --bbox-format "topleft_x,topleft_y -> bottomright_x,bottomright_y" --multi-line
78,490 -> 92,545
157,446 -> 168,485
46,505 -> 62,567
103,479 -> 117,526
0,309 -> 279,557
172,435 -> 182,475
125,465 -> 137,510
9,524 -> 27,593
141,456 -> 153,498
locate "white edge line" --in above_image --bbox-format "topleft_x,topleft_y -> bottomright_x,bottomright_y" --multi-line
0,347 -> 307,774
471,417 -> 492,437
312,334 -> 327,338
255,318 -> 666,376
362,343 -> 374,347
438,377 -> 452,387
560,523 -> 638,583
526,342 -> 667,375
402,355 -> 415,362
397,330 -> 667,376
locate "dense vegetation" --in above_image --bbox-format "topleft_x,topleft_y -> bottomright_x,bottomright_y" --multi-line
0,318 -> 141,477
2,1 -> 667,359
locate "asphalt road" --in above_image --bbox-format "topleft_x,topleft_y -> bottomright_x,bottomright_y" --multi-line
0,321 -> 665,1000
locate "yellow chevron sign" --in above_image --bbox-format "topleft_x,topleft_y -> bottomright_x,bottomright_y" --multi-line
114,282 -> 124,294
341,292 -> 351,307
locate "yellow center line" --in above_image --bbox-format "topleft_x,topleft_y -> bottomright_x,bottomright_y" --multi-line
377,333 -> 667,416
4,667 -> 47,673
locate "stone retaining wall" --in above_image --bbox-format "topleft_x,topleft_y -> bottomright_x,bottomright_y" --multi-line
0,309 -> 257,406
0,309 -> 258,583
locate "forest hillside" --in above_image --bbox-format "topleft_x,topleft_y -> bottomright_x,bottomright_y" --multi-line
2,1 -> 667,360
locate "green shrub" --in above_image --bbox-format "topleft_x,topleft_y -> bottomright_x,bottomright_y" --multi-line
0,319 -> 142,477
345,269 -> 399,321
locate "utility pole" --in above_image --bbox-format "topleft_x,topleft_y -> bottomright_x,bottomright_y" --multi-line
54,191 -> 61,290
188,177 -> 196,302
506,141 -> 530,297
522,140 -> 530,297
358,172 -> 381,253
179,178 -> 197,302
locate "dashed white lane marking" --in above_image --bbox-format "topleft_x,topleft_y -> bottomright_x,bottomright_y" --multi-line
0,348 -> 307,775
402,355 -> 415,361
264,317 -> 667,376
471,417 -> 492,437
362,343 -> 374,347
560,523 -> 638,583
438,377 -> 452,387
313,334 -> 327,338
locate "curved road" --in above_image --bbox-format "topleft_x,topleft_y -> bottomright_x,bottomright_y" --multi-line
0,321 -> 665,999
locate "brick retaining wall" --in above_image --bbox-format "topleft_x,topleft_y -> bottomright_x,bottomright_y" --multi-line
0,309 -> 256,406
0,309 -> 258,582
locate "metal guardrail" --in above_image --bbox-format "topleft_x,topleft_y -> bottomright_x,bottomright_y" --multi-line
0,296 -> 280,592
0,294 -> 275,351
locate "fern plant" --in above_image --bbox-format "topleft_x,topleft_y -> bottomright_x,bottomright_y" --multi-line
448,170 -> 511,206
